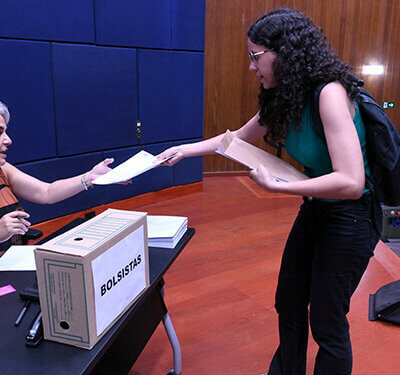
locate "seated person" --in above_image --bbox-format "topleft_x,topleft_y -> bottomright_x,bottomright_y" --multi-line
0,100 -> 118,253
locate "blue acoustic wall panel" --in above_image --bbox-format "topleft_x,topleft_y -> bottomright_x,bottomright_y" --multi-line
52,44 -> 138,156
173,138 -> 203,185
102,142 -> 174,204
0,1 -> 206,223
0,40 -> 56,164
0,0 -> 94,43
95,0 -> 171,48
138,50 -> 204,144
15,153 -> 105,224
172,0 -> 206,51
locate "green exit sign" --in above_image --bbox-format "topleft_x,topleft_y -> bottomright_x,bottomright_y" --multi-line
382,101 -> 395,109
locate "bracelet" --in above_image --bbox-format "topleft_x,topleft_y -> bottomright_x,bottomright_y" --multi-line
81,173 -> 93,191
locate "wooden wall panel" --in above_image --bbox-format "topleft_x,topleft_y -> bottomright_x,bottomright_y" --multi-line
204,0 -> 400,172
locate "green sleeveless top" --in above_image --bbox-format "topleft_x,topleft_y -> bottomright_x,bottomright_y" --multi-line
284,100 -> 370,200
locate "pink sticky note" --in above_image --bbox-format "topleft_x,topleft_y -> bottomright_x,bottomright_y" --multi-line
0,284 -> 16,296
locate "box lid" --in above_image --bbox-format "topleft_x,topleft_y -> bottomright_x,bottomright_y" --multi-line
35,209 -> 147,257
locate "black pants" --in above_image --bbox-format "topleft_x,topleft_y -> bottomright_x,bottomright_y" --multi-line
268,195 -> 379,375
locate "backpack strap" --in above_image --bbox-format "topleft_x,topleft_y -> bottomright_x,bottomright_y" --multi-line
310,82 -> 329,143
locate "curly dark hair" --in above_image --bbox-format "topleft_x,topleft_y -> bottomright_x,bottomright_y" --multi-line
247,8 -> 360,142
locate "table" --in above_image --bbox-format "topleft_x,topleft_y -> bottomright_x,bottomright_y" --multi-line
0,220 -> 194,375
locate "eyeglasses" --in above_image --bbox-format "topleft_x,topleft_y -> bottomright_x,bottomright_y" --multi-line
248,50 -> 270,64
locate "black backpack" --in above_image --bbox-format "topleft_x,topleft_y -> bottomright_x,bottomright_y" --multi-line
310,80 -> 400,206
369,279 -> 400,326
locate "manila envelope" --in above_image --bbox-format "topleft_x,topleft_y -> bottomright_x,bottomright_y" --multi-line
216,130 -> 309,182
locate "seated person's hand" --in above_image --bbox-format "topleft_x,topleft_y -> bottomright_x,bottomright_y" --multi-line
88,158 -> 132,185
0,211 -> 31,242
156,146 -> 184,166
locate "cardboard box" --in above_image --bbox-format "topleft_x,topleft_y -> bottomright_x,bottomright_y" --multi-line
34,209 -> 149,349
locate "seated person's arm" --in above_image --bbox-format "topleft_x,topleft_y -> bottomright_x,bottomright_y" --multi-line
2,158 -> 114,205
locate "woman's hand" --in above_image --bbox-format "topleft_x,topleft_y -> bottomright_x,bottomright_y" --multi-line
0,211 -> 31,242
88,158 -> 132,185
89,158 -> 114,181
156,146 -> 186,166
250,165 -> 280,192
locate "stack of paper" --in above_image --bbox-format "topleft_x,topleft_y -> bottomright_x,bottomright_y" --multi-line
0,245 -> 36,271
147,215 -> 188,249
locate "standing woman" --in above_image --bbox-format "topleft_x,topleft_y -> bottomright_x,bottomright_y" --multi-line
0,100 -> 121,253
157,8 -> 379,375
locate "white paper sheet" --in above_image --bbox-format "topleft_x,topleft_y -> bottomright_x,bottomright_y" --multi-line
0,245 -> 36,271
92,150 -> 171,185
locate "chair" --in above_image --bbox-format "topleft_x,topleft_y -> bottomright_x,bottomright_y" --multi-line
21,228 -> 43,244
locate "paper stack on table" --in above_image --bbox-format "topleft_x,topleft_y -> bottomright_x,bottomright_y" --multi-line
147,215 -> 188,249
92,150 -> 171,185
0,245 -> 36,271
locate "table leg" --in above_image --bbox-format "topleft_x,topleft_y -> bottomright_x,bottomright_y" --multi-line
160,286 -> 182,375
